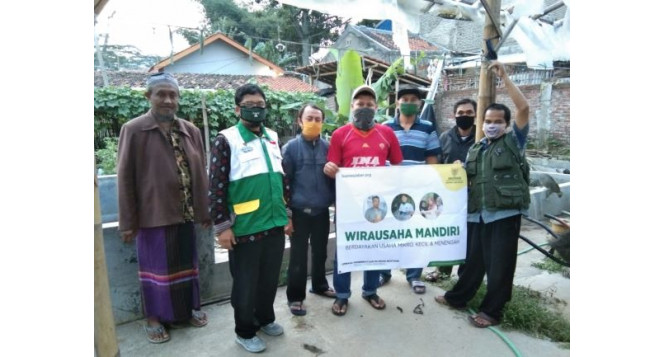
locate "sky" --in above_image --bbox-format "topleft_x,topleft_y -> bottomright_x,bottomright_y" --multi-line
95,0 -> 207,57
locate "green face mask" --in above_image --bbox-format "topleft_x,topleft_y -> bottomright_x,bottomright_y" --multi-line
240,107 -> 267,123
400,102 -> 419,116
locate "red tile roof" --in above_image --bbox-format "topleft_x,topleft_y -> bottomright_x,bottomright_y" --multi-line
94,71 -> 317,93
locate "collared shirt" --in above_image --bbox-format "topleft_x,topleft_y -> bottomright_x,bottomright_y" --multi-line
467,122 -> 530,224
384,116 -> 441,165
165,126 -> 195,221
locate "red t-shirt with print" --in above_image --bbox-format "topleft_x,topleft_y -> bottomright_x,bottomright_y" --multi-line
327,123 -> 403,167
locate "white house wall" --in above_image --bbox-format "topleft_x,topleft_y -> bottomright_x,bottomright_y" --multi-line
164,41 -> 276,76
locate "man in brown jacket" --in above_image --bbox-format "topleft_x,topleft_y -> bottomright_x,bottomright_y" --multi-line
116,72 -> 211,344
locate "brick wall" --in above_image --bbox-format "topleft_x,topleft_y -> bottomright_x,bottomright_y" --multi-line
433,82 -> 570,147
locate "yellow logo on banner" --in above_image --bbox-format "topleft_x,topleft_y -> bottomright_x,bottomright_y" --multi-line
433,164 -> 467,191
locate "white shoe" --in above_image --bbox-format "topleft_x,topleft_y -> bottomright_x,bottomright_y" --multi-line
235,335 -> 266,353
259,322 -> 284,336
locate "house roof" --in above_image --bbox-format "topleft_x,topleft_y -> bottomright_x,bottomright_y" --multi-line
94,71 -> 317,92
294,56 -> 431,88
351,25 -> 442,52
149,33 -> 284,75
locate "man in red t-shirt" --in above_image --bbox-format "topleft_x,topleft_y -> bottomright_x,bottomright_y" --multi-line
323,85 -> 403,316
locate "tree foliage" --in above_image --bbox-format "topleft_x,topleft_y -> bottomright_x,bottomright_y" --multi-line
94,44 -> 162,71
179,0 -> 345,69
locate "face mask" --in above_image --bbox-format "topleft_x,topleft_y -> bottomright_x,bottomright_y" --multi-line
455,115 -> 474,130
301,121 -> 322,137
352,107 -> 375,131
240,107 -> 267,123
399,103 -> 419,116
483,122 -> 506,139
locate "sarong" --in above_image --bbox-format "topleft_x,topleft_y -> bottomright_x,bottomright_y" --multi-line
136,222 -> 200,322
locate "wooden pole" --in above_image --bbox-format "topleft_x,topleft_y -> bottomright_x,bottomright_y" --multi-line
475,0 -> 502,142
94,161 -> 119,357
201,93 -> 211,168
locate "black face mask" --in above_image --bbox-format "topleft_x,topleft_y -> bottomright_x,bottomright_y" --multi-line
352,108 -> 376,131
455,115 -> 475,130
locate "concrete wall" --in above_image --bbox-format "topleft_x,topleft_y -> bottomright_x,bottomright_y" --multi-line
527,172 -> 570,221
164,41 -> 276,76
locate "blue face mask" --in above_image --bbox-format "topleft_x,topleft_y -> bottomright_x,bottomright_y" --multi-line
352,107 -> 375,131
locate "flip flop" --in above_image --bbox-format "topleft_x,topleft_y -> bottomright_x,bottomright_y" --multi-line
434,294 -> 467,310
189,310 -> 208,327
144,323 -> 170,344
468,312 -> 499,328
168,310 -> 208,329
362,294 -> 386,310
309,288 -> 337,299
331,298 -> 348,316
288,301 -> 307,316
411,280 -> 426,294
424,271 -> 441,282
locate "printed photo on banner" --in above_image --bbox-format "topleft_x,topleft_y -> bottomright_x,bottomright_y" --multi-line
391,193 -> 415,221
420,192 -> 443,219
363,195 -> 387,223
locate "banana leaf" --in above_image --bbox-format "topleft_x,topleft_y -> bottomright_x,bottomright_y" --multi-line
335,50 -> 365,122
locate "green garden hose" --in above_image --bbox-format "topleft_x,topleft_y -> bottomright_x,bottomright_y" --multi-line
468,308 -> 523,357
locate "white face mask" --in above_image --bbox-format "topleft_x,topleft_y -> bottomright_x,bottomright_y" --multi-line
483,122 -> 506,139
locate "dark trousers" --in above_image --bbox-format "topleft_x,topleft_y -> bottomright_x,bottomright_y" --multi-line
444,215 -> 521,322
438,222 -> 471,277
228,229 -> 285,339
287,209 -> 331,302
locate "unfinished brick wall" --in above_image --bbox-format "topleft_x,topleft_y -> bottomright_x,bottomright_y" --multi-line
433,82 -> 570,148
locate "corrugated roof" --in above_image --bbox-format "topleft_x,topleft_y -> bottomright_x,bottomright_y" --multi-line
353,25 -> 441,52
94,71 -> 317,92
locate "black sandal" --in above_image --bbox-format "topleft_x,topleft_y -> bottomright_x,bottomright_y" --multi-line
331,298 -> 348,316
362,294 -> 386,310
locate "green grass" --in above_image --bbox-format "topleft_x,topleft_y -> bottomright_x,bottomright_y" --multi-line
532,254 -> 568,275
431,278 -> 570,343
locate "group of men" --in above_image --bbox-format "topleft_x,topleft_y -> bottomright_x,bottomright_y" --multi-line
116,59 -> 531,352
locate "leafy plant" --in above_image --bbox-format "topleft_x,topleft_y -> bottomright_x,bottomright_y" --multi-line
94,86 -> 324,148
95,137 -> 118,174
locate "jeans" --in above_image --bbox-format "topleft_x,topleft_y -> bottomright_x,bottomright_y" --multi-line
286,209 -> 331,302
228,229 -> 285,339
378,268 -> 423,283
444,215 -> 521,322
333,254 -> 380,299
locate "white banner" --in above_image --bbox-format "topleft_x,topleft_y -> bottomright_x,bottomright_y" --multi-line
335,164 -> 467,273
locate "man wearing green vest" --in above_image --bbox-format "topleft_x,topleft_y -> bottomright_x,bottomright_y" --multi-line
434,61 -> 531,329
208,83 -> 293,353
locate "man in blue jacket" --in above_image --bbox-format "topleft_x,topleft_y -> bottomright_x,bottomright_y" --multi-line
281,104 -> 336,316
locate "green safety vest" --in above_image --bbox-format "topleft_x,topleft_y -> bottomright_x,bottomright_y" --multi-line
466,133 -> 530,213
222,122 -> 288,236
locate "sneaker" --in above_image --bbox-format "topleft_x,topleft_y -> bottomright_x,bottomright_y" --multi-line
235,335 -> 266,353
259,322 -> 284,336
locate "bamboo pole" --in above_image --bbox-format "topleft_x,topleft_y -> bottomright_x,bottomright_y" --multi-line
94,161 -> 119,357
475,0 -> 502,142
201,94 -> 211,168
